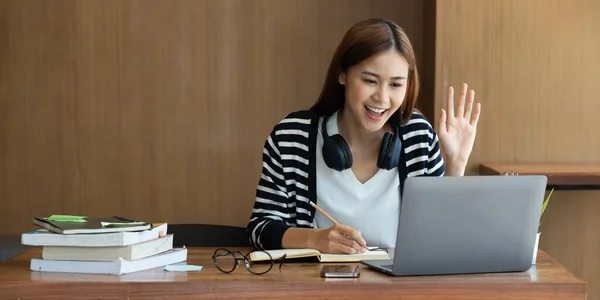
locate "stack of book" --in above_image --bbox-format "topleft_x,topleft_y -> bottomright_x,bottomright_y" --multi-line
21,215 -> 187,275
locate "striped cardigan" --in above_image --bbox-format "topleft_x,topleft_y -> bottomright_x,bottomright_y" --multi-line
247,109 -> 445,250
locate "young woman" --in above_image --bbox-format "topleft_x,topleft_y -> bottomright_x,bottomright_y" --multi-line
247,18 -> 481,254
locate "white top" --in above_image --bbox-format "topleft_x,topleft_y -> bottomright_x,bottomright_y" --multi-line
315,111 -> 401,248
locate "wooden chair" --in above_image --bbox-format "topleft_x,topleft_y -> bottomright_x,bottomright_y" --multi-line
166,224 -> 250,248
0,236 -> 29,262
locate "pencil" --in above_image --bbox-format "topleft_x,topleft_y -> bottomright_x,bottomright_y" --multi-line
309,201 -> 339,225
309,201 -> 368,250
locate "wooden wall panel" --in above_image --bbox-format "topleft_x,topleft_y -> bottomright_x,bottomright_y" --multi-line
0,0 -> 426,235
434,0 -> 600,299
435,0 -> 600,172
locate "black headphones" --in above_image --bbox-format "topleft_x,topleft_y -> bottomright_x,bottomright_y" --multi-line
320,113 -> 403,171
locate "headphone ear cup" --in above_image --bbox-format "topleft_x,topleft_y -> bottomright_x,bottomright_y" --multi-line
377,132 -> 402,170
377,133 -> 393,169
322,134 -> 353,171
387,134 -> 402,169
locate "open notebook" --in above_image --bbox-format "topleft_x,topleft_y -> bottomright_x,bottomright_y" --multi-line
249,247 -> 389,263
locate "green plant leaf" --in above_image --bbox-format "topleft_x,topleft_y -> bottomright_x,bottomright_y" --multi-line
541,188 -> 554,216
539,188 -> 554,228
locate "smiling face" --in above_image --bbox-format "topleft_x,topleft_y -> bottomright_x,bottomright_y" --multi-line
338,49 -> 409,133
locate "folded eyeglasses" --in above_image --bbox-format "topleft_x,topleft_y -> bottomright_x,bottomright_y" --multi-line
212,248 -> 287,275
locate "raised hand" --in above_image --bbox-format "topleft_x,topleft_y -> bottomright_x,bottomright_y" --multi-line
438,83 -> 481,175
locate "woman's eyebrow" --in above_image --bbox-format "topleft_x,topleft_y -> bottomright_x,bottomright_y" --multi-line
360,71 -> 406,80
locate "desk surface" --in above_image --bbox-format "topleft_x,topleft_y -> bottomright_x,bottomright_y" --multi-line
0,247 -> 586,300
479,162 -> 600,188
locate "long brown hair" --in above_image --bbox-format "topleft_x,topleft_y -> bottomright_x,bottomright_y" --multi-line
309,18 -> 419,125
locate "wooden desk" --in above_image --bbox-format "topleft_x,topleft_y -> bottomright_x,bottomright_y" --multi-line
0,247 -> 586,299
479,162 -> 600,189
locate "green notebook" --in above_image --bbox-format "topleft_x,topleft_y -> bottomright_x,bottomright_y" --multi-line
32,215 -> 152,235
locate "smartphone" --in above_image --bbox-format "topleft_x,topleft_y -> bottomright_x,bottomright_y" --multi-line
320,265 -> 360,278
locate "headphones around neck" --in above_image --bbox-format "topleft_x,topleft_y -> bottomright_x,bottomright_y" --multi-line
320,113 -> 403,171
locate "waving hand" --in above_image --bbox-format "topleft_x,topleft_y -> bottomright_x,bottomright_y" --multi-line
438,83 -> 481,173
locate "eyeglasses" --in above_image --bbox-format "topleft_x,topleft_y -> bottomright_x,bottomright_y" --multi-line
211,248 -> 287,275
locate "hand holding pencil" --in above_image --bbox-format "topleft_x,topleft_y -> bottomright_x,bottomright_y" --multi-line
309,201 -> 368,254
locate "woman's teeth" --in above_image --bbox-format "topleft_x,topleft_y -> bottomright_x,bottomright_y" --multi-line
366,105 -> 386,115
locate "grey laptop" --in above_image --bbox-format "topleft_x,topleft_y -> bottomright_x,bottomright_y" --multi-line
361,175 -> 547,276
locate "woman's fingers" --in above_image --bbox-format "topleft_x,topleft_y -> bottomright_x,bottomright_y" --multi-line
465,89 -> 475,119
457,83 -> 467,118
447,86 -> 455,118
330,224 -> 368,253
331,241 -> 359,254
336,234 -> 366,253
471,102 -> 482,127
438,108 -> 447,133
448,83 -> 478,123
335,224 -> 367,247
